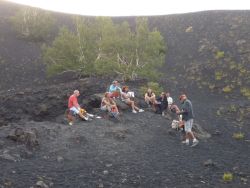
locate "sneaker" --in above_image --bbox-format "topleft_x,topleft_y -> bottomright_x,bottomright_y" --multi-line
87,113 -> 94,118
69,122 -> 73,126
138,109 -> 144,112
132,110 -> 137,113
191,140 -> 199,147
181,140 -> 189,145
162,112 -> 165,116
83,116 -> 89,121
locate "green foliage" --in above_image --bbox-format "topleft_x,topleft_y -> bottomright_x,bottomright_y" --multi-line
208,84 -> 215,90
10,7 -> 55,41
222,85 -> 232,93
223,173 -> 233,182
228,104 -> 237,113
232,132 -> 245,140
139,82 -> 163,97
42,16 -> 166,80
215,51 -> 224,59
215,71 -> 224,80
42,27 -> 81,76
216,106 -> 224,116
240,87 -> 250,99
216,109 -> 221,116
229,61 -> 237,70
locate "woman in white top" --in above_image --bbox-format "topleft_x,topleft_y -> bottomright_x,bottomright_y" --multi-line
121,86 -> 144,114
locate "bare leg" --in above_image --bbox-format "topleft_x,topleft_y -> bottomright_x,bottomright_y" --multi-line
78,112 -> 86,120
130,101 -> 136,111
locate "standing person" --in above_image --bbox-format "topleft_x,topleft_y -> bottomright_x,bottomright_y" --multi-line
177,94 -> 199,147
109,80 -> 122,98
68,90 -> 87,123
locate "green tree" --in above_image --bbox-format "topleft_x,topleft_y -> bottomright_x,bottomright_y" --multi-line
10,7 -> 55,41
42,27 -> 79,76
43,17 -> 166,80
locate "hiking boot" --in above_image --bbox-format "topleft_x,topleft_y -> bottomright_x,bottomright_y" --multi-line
132,110 -> 137,113
191,140 -> 199,147
182,140 -> 189,145
138,109 -> 144,112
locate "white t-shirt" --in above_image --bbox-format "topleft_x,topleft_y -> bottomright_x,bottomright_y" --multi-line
167,97 -> 173,105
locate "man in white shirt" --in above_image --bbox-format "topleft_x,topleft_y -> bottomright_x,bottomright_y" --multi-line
166,92 -> 173,108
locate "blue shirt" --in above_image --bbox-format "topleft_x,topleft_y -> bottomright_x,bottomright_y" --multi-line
109,85 -> 121,93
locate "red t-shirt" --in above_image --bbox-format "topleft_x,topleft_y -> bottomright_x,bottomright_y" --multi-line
68,94 -> 79,109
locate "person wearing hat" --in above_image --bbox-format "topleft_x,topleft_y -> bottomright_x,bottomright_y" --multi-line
177,94 -> 199,147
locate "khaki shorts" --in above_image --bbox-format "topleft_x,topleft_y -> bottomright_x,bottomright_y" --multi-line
184,119 -> 193,132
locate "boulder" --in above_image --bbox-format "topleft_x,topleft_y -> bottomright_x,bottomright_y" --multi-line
192,123 -> 211,139
7,128 -> 39,148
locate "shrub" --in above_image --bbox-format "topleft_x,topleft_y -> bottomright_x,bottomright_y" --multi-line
240,87 -> 250,99
215,71 -> 223,80
215,51 -> 224,59
228,105 -> 237,113
223,172 -> 233,182
232,132 -> 244,140
208,84 -> 215,90
222,86 -> 232,93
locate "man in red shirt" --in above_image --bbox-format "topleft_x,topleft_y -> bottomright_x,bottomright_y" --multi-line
68,90 -> 86,121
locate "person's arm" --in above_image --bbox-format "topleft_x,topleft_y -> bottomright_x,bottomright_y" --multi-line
151,93 -> 156,98
105,98 -> 112,106
111,99 -> 116,106
109,85 -> 113,92
101,98 -> 106,106
122,92 -> 129,99
177,102 -> 189,115
117,86 -> 122,93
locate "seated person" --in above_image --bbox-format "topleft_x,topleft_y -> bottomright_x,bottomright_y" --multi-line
166,92 -> 173,109
121,86 -> 144,114
169,102 -> 183,122
144,88 -> 157,108
155,92 -> 168,116
68,90 -> 88,124
100,92 -> 119,117
109,80 -> 122,98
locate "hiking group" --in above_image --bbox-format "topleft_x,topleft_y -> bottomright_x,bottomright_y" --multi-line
67,80 -> 198,147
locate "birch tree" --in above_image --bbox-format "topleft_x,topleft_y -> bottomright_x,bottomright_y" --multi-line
10,7 -> 55,41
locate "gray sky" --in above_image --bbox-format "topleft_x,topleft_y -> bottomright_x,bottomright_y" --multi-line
7,0 -> 250,16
